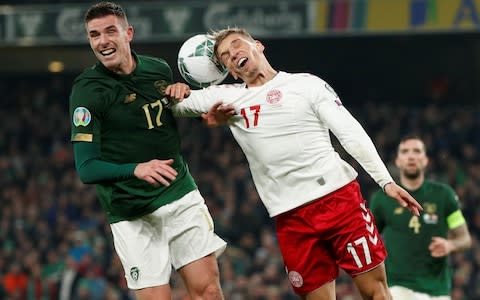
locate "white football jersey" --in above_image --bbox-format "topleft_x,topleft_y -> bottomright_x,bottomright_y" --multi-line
173,72 -> 393,217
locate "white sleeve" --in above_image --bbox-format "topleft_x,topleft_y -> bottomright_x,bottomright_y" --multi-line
311,79 -> 393,188
171,89 -> 214,117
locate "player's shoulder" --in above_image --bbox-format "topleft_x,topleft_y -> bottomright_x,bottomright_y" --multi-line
286,72 -> 336,93
424,180 -> 458,202
137,54 -> 169,67
205,82 -> 245,90
72,64 -> 115,93
193,82 -> 245,97
74,64 -> 103,81
286,72 -> 325,83
424,179 -> 455,193
137,54 -> 172,75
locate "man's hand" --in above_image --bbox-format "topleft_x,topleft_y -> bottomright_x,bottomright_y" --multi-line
201,102 -> 236,128
165,83 -> 191,103
134,159 -> 177,187
429,237 -> 452,257
384,182 -> 423,216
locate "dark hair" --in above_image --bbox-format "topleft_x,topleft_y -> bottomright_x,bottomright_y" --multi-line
84,1 -> 128,25
209,27 -> 254,64
398,134 -> 426,153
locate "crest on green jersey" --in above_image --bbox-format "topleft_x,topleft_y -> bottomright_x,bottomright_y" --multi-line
423,203 -> 438,224
154,80 -> 176,108
154,80 -> 168,94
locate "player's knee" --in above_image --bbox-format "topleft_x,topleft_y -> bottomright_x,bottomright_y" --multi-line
190,281 -> 223,300
372,289 -> 391,300
357,279 -> 391,300
364,285 -> 391,300
204,282 -> 223,299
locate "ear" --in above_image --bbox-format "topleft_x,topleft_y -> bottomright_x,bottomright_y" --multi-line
127,26 -> 134,42
230,69 -> 239,80
255,40 -> 265,53
395,156 -> 401,168
422,156 -> 429,168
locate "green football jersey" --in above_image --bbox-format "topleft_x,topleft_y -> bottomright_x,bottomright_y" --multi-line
69,54 -> 197,223
369,180 -> 462,296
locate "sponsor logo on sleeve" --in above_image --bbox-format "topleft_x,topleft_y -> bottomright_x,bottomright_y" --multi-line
325,83 -> 342,106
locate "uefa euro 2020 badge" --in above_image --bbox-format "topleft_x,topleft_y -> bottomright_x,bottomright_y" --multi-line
73,107 -> 92,127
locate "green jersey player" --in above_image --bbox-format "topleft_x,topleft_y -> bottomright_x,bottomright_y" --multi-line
70,53 -> 196,222
69,2 -> 228,300
370,135 -> 471,299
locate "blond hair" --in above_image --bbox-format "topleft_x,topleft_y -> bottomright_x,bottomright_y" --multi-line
209,27 -> 254,63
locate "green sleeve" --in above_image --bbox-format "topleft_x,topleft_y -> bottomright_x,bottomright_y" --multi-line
443,184 -> 465,229
73,142 -> 137,184
369,190 -> 385,233
444,184 -> 460,212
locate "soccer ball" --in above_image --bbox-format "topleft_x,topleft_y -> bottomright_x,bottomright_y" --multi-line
177,34 -> 229,88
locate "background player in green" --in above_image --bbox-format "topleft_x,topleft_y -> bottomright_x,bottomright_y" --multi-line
68,2 -> 232,299
369,135 -> 472,300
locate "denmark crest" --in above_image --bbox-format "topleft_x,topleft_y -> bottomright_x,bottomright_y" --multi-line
288,270 -> 304,288
266,89 -> 282,104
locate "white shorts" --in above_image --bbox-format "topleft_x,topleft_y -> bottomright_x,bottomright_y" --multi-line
390,286 -> 451,300
111,189 -> 227,289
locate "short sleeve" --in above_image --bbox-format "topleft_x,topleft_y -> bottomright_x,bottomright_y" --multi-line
69,80 -> 106,143
443,185 -> 465,229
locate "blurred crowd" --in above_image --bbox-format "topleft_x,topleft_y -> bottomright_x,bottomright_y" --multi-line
0,73 -> 479,300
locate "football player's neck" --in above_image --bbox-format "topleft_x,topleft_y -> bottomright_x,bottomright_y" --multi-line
113,54 -> 136,75
245,65 -> 278,88
400,173 -> 424,191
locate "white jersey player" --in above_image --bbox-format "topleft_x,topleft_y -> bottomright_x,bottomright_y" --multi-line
165,27 -> 422,300
174,71 -> 393,217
